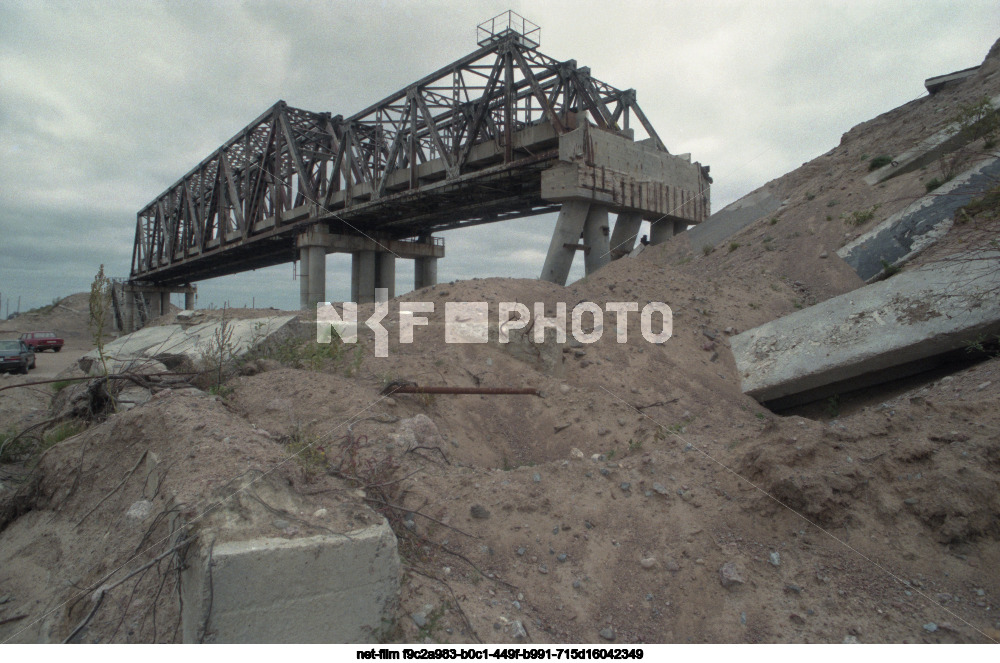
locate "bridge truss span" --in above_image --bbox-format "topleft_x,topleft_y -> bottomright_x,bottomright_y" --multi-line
129,20 -> 710,315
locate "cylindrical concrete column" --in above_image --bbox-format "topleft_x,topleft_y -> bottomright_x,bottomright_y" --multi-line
299,248 -> 311,310
184,291 -> 195,311
376,253 -> 396,300
307,246 -> 326,310
582,205 -> 611,275
355,250 -> 376,304
540,200 -> 589,285
415,257 -> 437,290
673,221 -> 688,235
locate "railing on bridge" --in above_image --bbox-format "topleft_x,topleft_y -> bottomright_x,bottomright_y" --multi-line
131,23 -> 667,285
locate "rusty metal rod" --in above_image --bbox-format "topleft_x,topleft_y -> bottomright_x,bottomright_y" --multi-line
383,385 -> 539,396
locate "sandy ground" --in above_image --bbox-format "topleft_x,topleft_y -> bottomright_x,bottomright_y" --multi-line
0,40 -> 998,645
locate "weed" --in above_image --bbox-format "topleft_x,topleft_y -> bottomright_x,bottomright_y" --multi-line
769,217 -> 779,225
793,300 -> 803,310
728,242 -> 740,253
827,200 -> 839,208
677,255 -> 692,265
208,384 -> 234,398
664,423 -> 685,435
826,215 -> 833,222
51,379 -> 76,393
764,243 -> 775,251
43,421 -> 84,448
754,411 -> 766,420
925,177 -> 947,193
951,95 -> 999,147
284,425 -> 329,479
824,395 -> 841,418
702,244 -> 714,256
879,259 -> 901,278
628,438 -> 643,453
869,155 -> 893,171
805,192 -> 815,201
842,204 -> 880,226
749,302 -> 760,310
606,449 -> 617,461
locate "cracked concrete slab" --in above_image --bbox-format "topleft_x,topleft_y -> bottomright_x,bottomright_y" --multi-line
732,253 -> 1000,409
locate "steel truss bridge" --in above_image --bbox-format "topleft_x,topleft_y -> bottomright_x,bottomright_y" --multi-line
129,12 -> 709,308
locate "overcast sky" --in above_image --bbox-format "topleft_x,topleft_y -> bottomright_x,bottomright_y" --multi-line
1,0 -> 996,315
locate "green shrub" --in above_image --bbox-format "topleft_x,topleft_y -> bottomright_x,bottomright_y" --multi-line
728,242 -> 740,252
869,155 -> 893,171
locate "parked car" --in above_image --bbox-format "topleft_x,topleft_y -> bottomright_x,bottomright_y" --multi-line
20,330 -> 64,352
0,339 -> 35,374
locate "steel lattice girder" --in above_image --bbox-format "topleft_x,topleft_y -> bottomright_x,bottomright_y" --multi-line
131,35 -> 670,285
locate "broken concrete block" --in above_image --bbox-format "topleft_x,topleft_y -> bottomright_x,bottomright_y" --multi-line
732,253 -> 1000,409
181,519 -> 399,643
841,155 -> 1000,281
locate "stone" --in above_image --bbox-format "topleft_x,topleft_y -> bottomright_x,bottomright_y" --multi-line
719,562 -> 745,588
559,384 -> 571,394
769,552 -> 780,567
511,620 -> 527,641
652,483 -> 668,495
842,635 -> 860,644
923,622 -> 938,633
517,547 -> 526,556
665,560 -> 680,573
640,557 -> 657,569
125,499 -> 153,523
532,472 -> 541,483
599,627 -> 615,641
789,613 -> 805,625
411,612 -> 427,628
538,564 -> 548,575
470,504 -> 490,519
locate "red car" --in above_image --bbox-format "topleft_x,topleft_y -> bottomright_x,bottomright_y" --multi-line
20,331 -> 64,352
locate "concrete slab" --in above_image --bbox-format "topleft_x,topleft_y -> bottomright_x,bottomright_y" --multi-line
865,92 -> 1000,185
181,520 -> 400,643
732,253 -> 1000,409
80,315 -> 299,371
840,155 -> 1000,281
687,188 -> 782,251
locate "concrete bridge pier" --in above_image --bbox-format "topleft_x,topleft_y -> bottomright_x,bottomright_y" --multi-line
377,253 -> 395,299
351,251 -> 376,304
540,200 -> 589,285
649,218 -> 687,245
540,201 -> 613,285
609,212 -> 642,259
184,290 -> 195,310
582,205 -> 611,274
298,224 -> 331,311
298,249 -> 310,310
414,235 -> 439,290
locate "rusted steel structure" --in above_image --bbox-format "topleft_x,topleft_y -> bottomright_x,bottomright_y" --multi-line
128,12 -> 709,321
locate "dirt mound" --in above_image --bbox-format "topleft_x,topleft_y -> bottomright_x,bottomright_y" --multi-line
2,40 -> 1000,645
